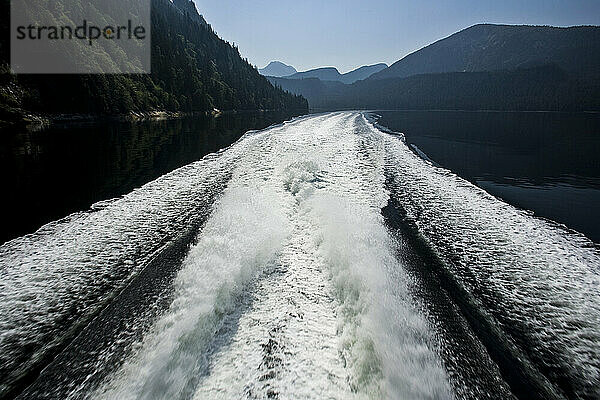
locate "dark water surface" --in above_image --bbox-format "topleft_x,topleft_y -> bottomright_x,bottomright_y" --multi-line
376,111 -> 600,243
0,111 -> 302,245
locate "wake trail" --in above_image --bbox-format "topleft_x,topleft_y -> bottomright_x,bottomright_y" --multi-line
93,112 -> 451,400
375,114 -> 600,399
13,111 -> 596,400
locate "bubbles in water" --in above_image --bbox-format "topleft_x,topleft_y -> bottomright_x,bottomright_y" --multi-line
93,112 -> 452,400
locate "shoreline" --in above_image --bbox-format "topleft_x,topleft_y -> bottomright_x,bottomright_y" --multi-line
0,108 -> 309,130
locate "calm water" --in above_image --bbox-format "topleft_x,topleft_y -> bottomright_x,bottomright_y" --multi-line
0,111 -> 302,245
376,111 -> 600,243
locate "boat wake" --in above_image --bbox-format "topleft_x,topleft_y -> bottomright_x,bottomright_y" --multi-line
1,112 -> 598,400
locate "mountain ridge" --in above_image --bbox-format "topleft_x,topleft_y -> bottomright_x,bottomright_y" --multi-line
370,23 -> 600,80
283,63 -> 388,84
172,0 -> 207,26
259,61 -> 297,77
270,64 -> 599,112
268,23 -> 600,112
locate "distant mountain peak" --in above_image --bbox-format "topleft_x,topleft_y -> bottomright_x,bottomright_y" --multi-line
259,61 -> 297,77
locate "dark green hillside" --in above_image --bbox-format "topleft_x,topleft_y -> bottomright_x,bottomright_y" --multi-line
0,0 -> 307,120
370,24 -> 600,80
268,77 -> 346,104
274,65 -> 600,112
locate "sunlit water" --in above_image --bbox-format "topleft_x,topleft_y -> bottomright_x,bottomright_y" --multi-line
1,112 -> 599,400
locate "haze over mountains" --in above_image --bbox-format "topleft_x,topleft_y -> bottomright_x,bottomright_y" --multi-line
283,64 -> 388,84
260,63 -> 388,84
269,24 -> 600,112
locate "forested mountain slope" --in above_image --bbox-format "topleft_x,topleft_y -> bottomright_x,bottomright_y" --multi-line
370,24 -> 600,80
272,64 -> 599,112
270,24 -> 600,112
0,0 -> 307,121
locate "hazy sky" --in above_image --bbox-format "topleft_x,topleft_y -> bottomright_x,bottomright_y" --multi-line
195,0 -> 600,73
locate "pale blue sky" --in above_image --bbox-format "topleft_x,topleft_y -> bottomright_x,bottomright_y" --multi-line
195,0 -> 600,73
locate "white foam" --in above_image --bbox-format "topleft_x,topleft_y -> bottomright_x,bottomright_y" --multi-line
93,112 -> 451,399
0,139 -> 237,390
368,114 -> 600,398
94,186 -> 290,400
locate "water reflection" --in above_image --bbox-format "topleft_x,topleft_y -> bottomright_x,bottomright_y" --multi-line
376,110 -> 600,242
0,111 -> 303,244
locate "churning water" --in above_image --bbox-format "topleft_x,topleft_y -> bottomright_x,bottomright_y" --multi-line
1,112 -> 598,400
